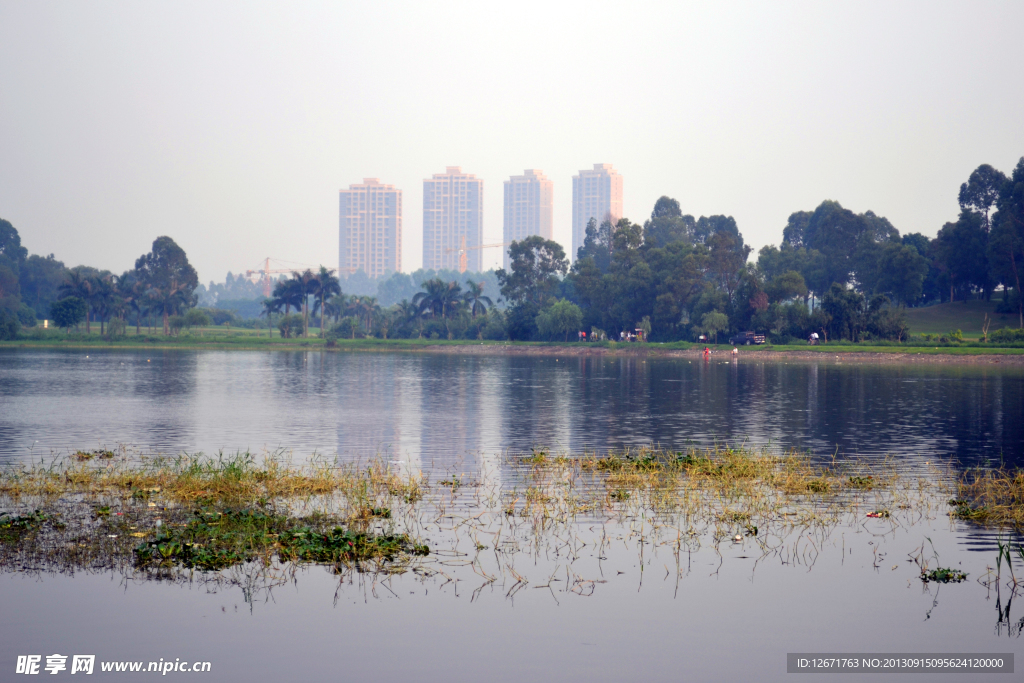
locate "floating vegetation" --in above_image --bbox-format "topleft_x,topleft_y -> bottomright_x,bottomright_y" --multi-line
921,567 -> 968,583
133,508 -> 425,572
0,510 -> 47,543
72,450 -> 116,461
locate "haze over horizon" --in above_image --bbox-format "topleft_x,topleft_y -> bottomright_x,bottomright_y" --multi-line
2,0 -> 1023,283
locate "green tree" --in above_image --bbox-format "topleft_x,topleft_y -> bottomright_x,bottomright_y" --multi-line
260,297 -> 283,338
991,157 -> 1024,327
135,237 -> 199,335
463,281 -> 493,318
58,268 -> 97,333
701,311 -> 728,344
414,280 -> 461,338
821,283 -> 866,341
497,235 -> 568,307
184,308 -> 211,335
286,269 -> 319,337
51,296 -> 87,333
313,266 -> 341,338
765,271 -> 808,304
19,254 -> 66,318
934,211 -> 989,302
959,164 -> 1008,232
643,197 -> 695,248
576,217 -> 614,271
536,299 -> 583,341
874,243 -> 929,305
0,308 -> 17,340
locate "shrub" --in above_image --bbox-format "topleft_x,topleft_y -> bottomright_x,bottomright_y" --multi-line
330,317 -> 360,340
50,297 -> 87,333
0,308 -> 18,340
990,327 -> 1024,343
105,318 -> 126,338
277,314 -> 304,338
17,304 -> 37,328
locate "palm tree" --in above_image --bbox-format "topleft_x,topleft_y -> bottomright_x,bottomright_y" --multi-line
353,296 -> 380,333
272,279 -> 302,316
463,281 -> 493,318
91,276 -> 118,335
414,279 -> 463,338
288,269 -> 319,337
59,268 -> 95,333
324,294 -> 347,325
147,282 -> 191,335
260,297 -> 283,339
313,266 -> 341,337
394,299 -> 422,338
121,274 -> 148,335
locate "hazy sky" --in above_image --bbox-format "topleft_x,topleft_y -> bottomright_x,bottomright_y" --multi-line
2,1 -> 1023,284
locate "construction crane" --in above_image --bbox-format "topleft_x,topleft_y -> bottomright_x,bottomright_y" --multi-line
245,258 -> 349,297
445,236 -> 511,273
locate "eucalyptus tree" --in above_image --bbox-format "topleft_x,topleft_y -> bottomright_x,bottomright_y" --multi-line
134,237 -> 198,335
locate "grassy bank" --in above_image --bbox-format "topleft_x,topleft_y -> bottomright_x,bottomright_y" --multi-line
4,331 -> 1024,357
904,300 -> 1019,339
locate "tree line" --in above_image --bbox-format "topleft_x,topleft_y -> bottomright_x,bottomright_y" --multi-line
490,157 -> 1024,343
0,227 -> 202,339
2,156 -> 1021,343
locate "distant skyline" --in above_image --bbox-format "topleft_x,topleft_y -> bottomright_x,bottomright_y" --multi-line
572,164 -> 623,260
422,167 -> 483,273
2,1 -> 1023,282
503,169 -> 554,269
338,179 -> 401,279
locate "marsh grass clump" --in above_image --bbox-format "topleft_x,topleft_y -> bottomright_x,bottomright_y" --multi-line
0,451 -> 424,512
952,468 -> 1024,527
133,508 -> 425,572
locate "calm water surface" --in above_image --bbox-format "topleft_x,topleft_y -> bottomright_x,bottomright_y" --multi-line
2,349 -> 1022,682
1,349 -> 1022,468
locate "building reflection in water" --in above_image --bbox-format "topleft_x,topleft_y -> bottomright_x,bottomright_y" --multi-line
0,350 -> 1021,472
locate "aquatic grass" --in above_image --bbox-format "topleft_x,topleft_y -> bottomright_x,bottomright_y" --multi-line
952,468 -> 1024,528
0,451 -> 425,514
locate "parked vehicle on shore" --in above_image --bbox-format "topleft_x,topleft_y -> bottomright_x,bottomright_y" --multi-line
728,331 -> 766,345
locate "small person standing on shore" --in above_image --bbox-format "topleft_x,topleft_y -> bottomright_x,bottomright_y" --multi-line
703,346 -> 710,360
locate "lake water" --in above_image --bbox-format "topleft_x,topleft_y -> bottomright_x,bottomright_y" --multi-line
1,349 -> 1022,468
1,349 -> 1022,682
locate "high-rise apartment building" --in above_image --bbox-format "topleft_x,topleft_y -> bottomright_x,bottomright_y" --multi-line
502,169 -> 554,270
338,178 -> 402,279
571,163 -> 623,260
422,167 -> 484,272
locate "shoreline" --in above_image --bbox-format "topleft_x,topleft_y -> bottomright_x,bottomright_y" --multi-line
3,338 -> 1024,363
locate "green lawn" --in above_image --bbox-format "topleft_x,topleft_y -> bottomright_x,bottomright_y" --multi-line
904,300 -> 1018,339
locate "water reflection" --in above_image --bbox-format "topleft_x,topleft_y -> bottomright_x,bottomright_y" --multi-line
1,349 -> 1022,468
